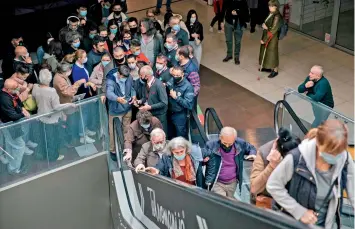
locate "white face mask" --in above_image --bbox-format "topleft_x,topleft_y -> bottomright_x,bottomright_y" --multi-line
153,142 -> 166,151
156,63 -> 164,71
128,63 -> 136,70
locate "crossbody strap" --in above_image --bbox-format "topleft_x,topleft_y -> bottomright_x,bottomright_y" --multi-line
315,177 -> 338,215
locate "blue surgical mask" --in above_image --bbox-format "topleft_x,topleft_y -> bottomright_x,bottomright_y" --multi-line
140,123 -> 150,130
128,63 -> 136,70
172,24 -> 181,33
110,28 -> 118,35
104,5 -> 110,9
190,18 -> 196,23
165,43 -> 174,51
102,60 -> 110,67
80,10 -> 87,17
175,55 -> 180,62
174,153 -> 186,161
134,50 -> 141,56
73,41 -> 81,48
89,33 -> 96,39
320,152 -> 343,165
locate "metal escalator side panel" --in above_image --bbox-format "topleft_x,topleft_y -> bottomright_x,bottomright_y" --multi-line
112,171 -> 146,229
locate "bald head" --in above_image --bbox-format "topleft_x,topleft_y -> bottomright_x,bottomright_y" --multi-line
220,127 -> 237,148
140,65 -> 154,77
4,79 -> 19,94
15,46 -> 28,58
309,65 -> 324,81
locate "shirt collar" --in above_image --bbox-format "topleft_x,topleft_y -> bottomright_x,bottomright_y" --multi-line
147,77 -> 155,88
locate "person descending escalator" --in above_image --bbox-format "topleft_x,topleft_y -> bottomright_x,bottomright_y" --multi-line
250,127 -> 300,208
267,120 -> 354,228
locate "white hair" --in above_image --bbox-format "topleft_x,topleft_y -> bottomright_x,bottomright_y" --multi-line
311,65 -> 324,76
140,65 -> 154,76
167,137 -> 191,153
150,128 -> 166,139
220,126 -> 237,138
39,69 -> 52,86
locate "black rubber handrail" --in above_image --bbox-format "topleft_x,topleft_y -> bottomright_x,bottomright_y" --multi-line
188,110 -> 209,144
204,107 -> 224,135
274,100 -> 309,135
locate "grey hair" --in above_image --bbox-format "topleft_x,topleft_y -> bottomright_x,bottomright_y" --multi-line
150,128 -> 166,139
140,65 -> 154,76
311,65 -> 324,76
65,31 -> 82,45
220,127 -> 237,138
39,69 -> 52,86
57,62 -> 72,74
167,137 -> 192,154
166,33 -> 178,42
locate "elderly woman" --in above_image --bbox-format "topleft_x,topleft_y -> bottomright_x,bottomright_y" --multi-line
53,62 -> 86,104
250,127 -> 300,207
32,69 -> 65,161
259,0 -> 282,78
64,31 -> 83,55
267,120 -> 354,228
146,137 -> 205,188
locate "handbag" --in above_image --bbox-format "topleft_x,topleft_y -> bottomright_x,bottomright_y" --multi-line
256,195 -> 273,209
23,95 -> 37,112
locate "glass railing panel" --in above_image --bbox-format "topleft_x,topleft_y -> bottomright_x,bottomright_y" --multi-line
0,96 -> 109,188
283,88 -> 354,145
204,108 -> 223,140
188,111 -> 209,148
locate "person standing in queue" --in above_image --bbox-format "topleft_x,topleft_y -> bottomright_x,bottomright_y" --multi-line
186,10 -> 204,68
204,127 -> 257,198
267,120 -> 354,228
104,46 -> 128,77
166,66 -> 194,139
155,54 -> 172,84
258,0 -> 282,78
222,0 -> 250,65
137,65 -> 168,134
164,33 -> 179,67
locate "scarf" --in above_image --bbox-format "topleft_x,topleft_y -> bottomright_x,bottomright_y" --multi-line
172,154 -> 196,182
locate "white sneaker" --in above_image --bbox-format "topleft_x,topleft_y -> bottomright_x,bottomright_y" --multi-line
26,140 -> 38,149
80,136 -> 95,144
86,129 -> 96,137
24,147 -> 34,155
209,26 -> 213,32
57,155 -> 65,161
0,154 -> 9,164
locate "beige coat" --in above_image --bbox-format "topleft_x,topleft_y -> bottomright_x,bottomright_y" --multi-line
53,73 -> 79,104
134,140 -> 169,167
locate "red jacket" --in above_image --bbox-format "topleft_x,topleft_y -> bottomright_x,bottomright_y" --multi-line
213,0 -> 224,14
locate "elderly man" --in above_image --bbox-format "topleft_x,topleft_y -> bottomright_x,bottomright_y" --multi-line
165,16 -> 189,47
0,79 -> 31,174
138,65 -> 168,133
134,128 -> 168,171
298,65 -> 334,127
123,111 -> 163,163
11,46 -> 36,84
204,126 -> 256,198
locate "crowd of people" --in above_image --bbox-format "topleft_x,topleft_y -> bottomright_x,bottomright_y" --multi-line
0,0 -> 351,228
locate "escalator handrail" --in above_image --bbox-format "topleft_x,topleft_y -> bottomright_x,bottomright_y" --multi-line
189,109 -> 209,143
274,100 -> 309,135
204,107 -> 224,135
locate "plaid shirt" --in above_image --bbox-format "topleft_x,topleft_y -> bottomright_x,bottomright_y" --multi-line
186,71 -> 200,96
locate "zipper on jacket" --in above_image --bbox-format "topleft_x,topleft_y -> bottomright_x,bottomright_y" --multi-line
212,159 -> 223,188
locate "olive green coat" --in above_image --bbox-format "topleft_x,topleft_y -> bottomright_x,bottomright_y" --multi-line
259,11 -> 282,69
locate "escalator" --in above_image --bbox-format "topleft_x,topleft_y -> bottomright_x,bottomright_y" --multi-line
109,109 -> 312,229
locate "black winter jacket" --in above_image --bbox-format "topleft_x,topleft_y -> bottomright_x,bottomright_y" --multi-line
222,0 -> 250,28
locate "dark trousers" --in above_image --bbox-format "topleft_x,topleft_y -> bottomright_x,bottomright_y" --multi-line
250,8 -> 259,29
168,111 -> 188,140
311,105 -> 331,128
157,0 -> 171,9
210,4 -> 223,30
155,113 -> 168,135
225,22 -> 244,58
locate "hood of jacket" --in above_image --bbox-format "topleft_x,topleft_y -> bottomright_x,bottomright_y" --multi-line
298,138 -> 347,196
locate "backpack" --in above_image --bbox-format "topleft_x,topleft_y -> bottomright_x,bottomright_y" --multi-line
278,18 -> 288,40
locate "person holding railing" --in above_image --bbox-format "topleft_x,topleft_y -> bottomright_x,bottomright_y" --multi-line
122,111 -> 163,163
0,79 -> 30,175
204,126 -> 257,198
267,120 -> 354,228
134,128 -> 169,172
145,137 -> 206,188
297,65 -> 334,128
250,128 -> 300,208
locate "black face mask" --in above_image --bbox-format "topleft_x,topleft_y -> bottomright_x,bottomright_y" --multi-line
141,78 -> 148,83
130,27 -> 138,34
173,76 -> 182,84
220,142 -> 233,152
114,11 -> 121,16
115,57 -> 125,64
101,36 -> 108,41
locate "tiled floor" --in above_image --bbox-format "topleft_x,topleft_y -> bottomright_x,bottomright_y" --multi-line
128,0 -> 354,119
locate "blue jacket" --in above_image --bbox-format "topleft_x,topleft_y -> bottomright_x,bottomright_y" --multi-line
106,68 -> 136,116
155,144 -> 206,188
72,63 -> 90,96
181,59 -> 198,77
167,78 -> 194,113
204,138 -> 257,191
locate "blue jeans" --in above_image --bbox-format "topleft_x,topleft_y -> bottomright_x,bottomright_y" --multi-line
157,0 -> 171,9
169,111 -> 188,139
224,22 -> 244,58
2,129 -> 25,172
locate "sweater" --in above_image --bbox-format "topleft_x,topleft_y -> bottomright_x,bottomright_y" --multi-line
142,78 -> 168,116
72,62 -> 90,96
298,76 -> 334,108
